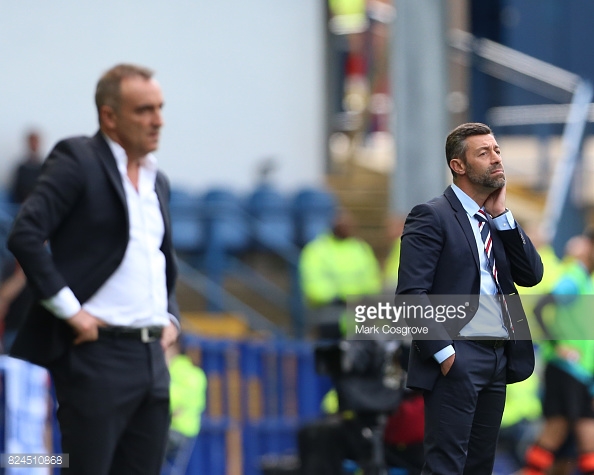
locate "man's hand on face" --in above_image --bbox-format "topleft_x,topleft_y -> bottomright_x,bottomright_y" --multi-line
483,184 -> 507,218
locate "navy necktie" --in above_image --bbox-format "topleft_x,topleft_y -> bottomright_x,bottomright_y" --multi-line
474,209 -> 514,336
474,209 -> 497,285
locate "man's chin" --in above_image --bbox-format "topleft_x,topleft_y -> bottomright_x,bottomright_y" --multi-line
484,176 -> 506,189
144,143 -> 159,154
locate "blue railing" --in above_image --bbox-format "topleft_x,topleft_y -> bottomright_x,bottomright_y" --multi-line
183,335 -> 325,475
0,338 -> 327,475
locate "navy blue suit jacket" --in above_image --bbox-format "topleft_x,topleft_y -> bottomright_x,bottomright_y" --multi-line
396,186 -> 543,390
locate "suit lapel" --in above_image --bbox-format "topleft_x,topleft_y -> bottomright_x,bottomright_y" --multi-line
444,186 -> 481,271
91,132 -> 171,249
91,132 -> 128,215
154,174 -> 172,247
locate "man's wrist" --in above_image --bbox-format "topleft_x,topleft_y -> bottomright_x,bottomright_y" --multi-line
41,287 -> 81,319
168,314 -> 181,331
434,345 -> 455,363
492,208 -> 509,218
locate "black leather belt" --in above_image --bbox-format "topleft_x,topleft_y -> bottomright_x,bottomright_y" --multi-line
98,326 -> 163,343
458,337 -> 508,349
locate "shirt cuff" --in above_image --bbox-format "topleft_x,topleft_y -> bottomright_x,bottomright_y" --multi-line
41,287 -> 81,319
168,313 -> 181,331
492,209 -> 516,231
433,345 -> 455,364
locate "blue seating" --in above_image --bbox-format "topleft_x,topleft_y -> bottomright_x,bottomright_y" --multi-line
0,187 -> 19,219
292,188 -> 337,246
167,185 -> 337,252
169,189 -> 205,253
0,208 -> 14,265
203,188 -> 250,253
246,185 -> 296,253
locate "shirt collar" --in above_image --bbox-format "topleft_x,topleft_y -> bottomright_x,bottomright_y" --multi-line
451,183 -> 482,218
102,133 -> 158,176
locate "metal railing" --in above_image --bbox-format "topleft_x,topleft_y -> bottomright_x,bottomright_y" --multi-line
450,28 -> 593,250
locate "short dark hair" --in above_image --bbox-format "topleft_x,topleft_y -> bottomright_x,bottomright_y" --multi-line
445,123 -> 493,178
95,63 -> 154,116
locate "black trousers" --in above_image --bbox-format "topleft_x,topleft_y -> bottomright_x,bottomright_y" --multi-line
50,336 -> 170,475
422,340 -> 507,475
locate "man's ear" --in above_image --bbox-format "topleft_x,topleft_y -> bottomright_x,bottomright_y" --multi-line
450,158 -> 466,176
99,105 -> 116,129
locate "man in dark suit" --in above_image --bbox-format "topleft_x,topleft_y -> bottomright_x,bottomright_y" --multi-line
8,64 -> 180,474
396,122 -> 543,475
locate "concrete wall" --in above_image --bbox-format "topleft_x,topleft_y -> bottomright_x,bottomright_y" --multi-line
0,1 -> 325,193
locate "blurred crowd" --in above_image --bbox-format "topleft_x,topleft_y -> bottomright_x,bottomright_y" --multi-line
3,128 -> 594,475
297,204 -> 594,475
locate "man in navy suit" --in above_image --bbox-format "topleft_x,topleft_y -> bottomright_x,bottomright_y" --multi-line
8,64 -> 180,474
396,122 -> 543,474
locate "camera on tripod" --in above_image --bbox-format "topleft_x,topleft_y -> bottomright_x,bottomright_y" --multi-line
314,339 -> 404,414
314,339 -> 407,475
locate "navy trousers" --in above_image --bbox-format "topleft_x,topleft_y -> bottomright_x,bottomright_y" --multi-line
422,340 -> 507,475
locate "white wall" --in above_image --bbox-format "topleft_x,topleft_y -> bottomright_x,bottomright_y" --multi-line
0,1 -> 325,194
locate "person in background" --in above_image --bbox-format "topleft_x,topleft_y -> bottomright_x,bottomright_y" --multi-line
522,234 -> 594,475
495,222 -> 563,471
299,209 -> 382,338
517,222 -> 564,340
10,129 -> 44,204
298,344 -> 423,475
496,369 -> 542,471
0,261 -> 29,352
382,214 -> 405,291
1,131 -> 45,350
163,335 -> 207,475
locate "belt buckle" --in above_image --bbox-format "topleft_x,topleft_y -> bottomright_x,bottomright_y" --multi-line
141,327 -> 156,343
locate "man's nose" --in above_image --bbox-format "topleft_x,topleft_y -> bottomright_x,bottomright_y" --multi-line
153,110 -> 164,127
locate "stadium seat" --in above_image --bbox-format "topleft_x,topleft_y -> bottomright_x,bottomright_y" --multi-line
169,189 -> 206,253
0,187 -> 18,218
203,188 -> 250,253
292,188 -> 337,246
246,185 -> 296,253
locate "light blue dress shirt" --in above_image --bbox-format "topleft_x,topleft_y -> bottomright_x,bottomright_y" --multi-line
434,185 -> 517,364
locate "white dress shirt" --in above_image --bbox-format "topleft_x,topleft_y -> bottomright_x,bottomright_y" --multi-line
41,136 -> 171,328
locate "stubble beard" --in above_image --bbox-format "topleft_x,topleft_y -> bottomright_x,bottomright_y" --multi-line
467,165 -> 506,190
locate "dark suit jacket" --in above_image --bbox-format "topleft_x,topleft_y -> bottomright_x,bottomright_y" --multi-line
7,132 -> 180,368
396,186 -> 543,390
